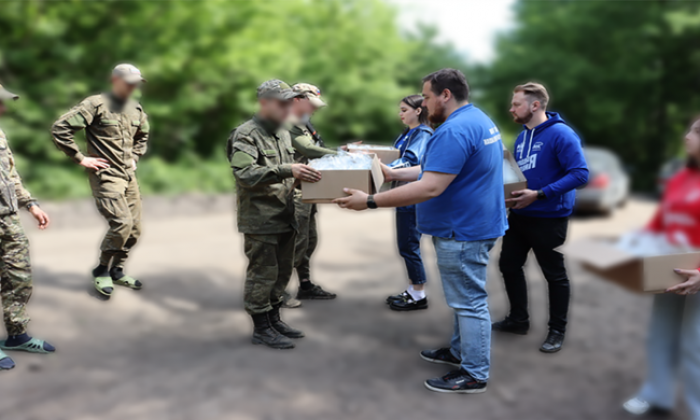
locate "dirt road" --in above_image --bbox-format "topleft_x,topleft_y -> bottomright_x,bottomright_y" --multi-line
0,196 -> 687,420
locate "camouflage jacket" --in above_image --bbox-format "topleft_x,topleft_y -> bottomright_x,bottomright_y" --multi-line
51,93 -> 149,180
286,117 -> 336,165
0,128 -> 35,216
227,116 -> 297,234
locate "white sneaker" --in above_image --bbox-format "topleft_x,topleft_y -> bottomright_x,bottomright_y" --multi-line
623,397 -> 651,416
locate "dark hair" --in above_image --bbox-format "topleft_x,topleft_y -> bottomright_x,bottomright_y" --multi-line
422,68 -> 470,102
401,94 -> 429,128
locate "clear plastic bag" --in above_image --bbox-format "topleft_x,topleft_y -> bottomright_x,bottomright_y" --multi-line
615,230 -> 693,256
348,144 -> 397,151
503,159 -> 521,184
308,152 -> 374,170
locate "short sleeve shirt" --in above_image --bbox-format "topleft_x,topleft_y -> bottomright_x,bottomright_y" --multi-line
416,104 -> 508,241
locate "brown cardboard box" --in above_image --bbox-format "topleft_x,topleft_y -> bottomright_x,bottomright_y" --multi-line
347,145 -> 400,164
503,147 -> 527,208
556,237 -> 700,293
302,154 -> 385,203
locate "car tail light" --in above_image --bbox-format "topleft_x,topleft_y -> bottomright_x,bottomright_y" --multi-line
589,173 -> 610,189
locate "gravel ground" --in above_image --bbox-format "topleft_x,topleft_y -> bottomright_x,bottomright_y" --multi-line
0,195 -> 689,420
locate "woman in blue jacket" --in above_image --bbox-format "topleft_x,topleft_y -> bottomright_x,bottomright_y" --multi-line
385,94 -> 433,311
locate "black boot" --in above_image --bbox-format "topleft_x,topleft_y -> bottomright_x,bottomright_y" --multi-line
251,312 -> 295,349
540,329 -> 565,353
269,304 -> 305,338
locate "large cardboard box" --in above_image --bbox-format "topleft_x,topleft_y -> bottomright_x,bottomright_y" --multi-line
347,145 -> 400,164
302,154 -> 385,204
557,237 -> 700,293
503,147 -> 527,208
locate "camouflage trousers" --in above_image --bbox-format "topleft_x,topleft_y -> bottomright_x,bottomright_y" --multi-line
0,213 -> 32,336
89,172 -> 142,269
293,191 -> 317,281
243,231 -> 296,314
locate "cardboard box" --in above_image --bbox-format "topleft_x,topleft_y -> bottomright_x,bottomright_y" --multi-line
302,154 -> 385,203
556,237 -> 700,293
503,147 -> 527,208
347,145 -> 400,164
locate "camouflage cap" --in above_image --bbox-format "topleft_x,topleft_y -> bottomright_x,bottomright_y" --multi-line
112,63 -> 147,84
257,79 -> 303,101
293,83 -> 326,108
0,84 -> 19,101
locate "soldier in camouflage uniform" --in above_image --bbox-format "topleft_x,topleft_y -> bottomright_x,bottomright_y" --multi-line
0,84 -> 56,371
284,83 -> 338,305
51,64 -> 149,298
227,79 -> 322,349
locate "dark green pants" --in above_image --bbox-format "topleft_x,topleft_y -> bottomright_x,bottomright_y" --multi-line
89,173 -> 142,269
293,192 -> 317,281
243,231 -> 296,314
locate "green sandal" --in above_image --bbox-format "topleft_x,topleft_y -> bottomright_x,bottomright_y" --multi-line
0,337 -> 53,354
114,275 -> 142,290
94,276 -> 114,296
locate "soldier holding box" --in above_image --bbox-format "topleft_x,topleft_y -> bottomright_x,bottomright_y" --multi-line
227,79 -> 321,349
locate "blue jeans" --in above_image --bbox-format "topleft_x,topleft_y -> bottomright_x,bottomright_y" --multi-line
433,236 -> 496,382
638,293 -> 700,419
396,208 -> 426,285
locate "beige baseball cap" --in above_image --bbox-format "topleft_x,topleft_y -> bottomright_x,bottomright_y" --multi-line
292,83 -> 327,108
112,63 -> 147,84
0,84 -> 19,101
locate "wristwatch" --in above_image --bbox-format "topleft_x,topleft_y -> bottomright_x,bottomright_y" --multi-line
26,201 -> 39,211
537,190 -> 546,200
366,195 -> 378,209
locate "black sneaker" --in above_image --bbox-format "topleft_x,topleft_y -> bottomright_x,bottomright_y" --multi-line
386,290 -> 409,304
424,369 -> 487,394
389,296 -> 427,311
540,330 -> 565,353
296,284 -> 337,300
491,318 -> 529,335
420,348 -> 461,368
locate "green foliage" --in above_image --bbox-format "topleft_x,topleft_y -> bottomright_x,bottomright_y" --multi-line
475,0 -> 700,190
0,0 -> 467,199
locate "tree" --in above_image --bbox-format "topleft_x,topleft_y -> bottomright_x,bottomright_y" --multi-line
0,0 -> 467,198
476,0 -> 700,190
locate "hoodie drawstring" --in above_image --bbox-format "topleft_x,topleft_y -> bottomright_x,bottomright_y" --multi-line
519,128 -> 536,160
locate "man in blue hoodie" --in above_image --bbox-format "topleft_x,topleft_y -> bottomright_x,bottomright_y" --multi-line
493,82 -> 588,353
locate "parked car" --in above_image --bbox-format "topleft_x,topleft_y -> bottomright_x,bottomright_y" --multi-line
656,157 -> 685,196
575,147 -> 630,214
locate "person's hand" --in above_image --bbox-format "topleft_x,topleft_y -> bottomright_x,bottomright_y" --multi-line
668,269 -> 700,295
340,141 -> 363,151
380,163 -> 395,182
29,206 -> 50,230
132,159 -> 137,171
333,188 -> 369,211
80,157 -> 110,171
291,164 -> 322,183
506,189 -> 538,209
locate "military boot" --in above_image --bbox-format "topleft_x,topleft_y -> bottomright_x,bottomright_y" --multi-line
251,312 -> 295,350
269,304 -> 305,339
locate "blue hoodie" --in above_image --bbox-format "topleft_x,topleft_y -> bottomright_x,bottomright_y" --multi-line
511,112 -> 588,218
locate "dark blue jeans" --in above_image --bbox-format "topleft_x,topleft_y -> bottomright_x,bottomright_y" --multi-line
396,208 -> 426,285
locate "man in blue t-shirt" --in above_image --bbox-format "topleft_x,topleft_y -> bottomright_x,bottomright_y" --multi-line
334,69 -> 507,394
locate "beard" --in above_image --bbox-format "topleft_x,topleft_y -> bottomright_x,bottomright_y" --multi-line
428,101 -> 447,125
513,110 -> 533,125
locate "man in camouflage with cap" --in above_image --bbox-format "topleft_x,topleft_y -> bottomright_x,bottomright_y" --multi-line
51,64 -> 149,298
283,83 -> 338,306
227,79 -> 322,350
0,83 -> 56,371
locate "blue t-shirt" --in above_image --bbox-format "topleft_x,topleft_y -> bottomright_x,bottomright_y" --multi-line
416,104 -> 508,241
